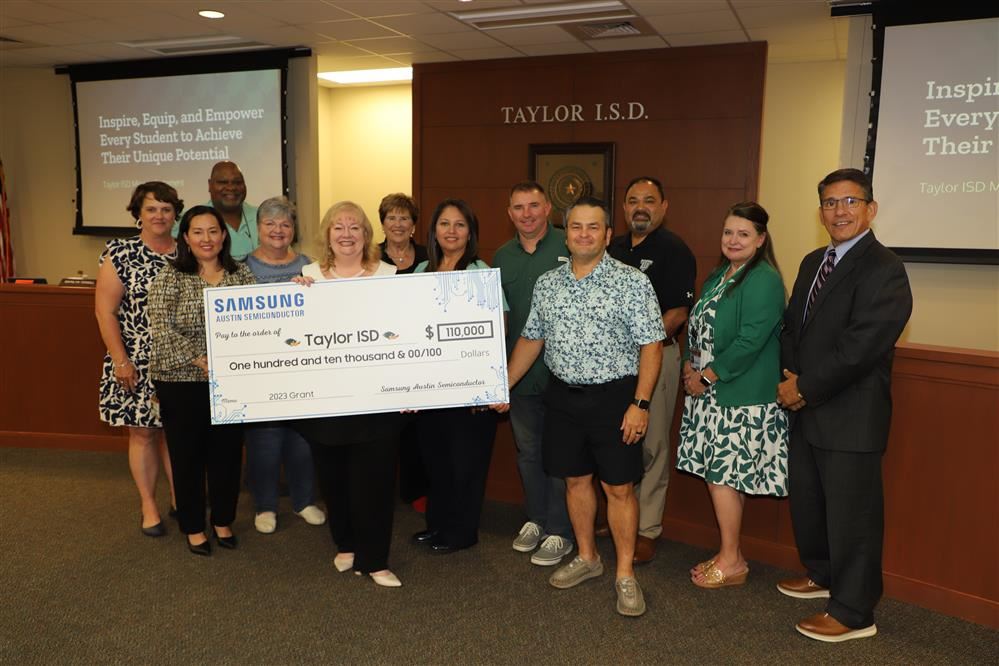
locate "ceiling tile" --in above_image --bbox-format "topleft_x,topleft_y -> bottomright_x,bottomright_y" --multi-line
665,30 -> 748,47
0,23 -> 93,46
449,45 -> 524,60
647,10 -> 741,35
312,41 -> 375,57
374,12 -> 473,35
390,50 -> 460,64
343,36 -> 441,54
586,35 -> 668,52
627,1 -> 730,16
0,1 -> 90,23
306,19 -> 401,40
518,42 -> 593,57
424,0 -> 526,10
317,53 -> 403,71
0,15 -> 31,31
44,1 -> 180,18
244,1 -> 356,23
735,2 -> 830,29
233,24 -> 321,46
62,42 -> 162,61
418,30 -> 504,50
487,25 -> 580,47
0,45 -> 94,66
327,1 -> 437,18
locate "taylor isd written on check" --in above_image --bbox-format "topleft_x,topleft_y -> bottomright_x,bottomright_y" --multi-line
203,270 -> 509,425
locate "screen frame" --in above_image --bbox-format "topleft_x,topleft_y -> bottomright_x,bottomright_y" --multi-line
865,2 -> 999,265
60,48 -> 305,237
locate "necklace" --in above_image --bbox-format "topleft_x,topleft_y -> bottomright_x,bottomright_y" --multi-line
329,266 -> 366,279
387,243 -> 412,264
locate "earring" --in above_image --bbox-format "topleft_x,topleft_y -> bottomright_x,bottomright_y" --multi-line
135,218 -> 142,229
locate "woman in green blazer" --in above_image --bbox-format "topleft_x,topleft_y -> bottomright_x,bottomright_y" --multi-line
676,202 -> 789,589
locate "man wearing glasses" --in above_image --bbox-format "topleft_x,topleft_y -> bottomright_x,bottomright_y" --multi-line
777,168 -> 912,642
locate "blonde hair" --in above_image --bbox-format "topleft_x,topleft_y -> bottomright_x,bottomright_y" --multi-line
319,201 -> 381,272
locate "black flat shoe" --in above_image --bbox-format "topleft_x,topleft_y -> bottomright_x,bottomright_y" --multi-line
213,530 -> 238,550
412,529 -> 439,545
141,520 -> 166,537
188,539 -> 212,556
429,536 -> 474,554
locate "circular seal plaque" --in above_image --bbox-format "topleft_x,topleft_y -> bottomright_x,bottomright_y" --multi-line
548,165 -> 593,210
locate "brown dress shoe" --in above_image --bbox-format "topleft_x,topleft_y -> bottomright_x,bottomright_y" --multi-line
632,535 -> 657,565
777,576 -> 831,599
795,613 -> 877,643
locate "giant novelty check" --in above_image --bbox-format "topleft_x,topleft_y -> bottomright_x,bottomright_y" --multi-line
203,269 -> 508,424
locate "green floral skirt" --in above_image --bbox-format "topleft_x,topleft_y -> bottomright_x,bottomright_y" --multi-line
676,391 -> 788,496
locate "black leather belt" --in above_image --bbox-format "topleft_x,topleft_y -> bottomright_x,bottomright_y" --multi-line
551,375 -> 635,393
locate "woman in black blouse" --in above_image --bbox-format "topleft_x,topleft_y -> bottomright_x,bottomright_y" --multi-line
377,193 -> 427,275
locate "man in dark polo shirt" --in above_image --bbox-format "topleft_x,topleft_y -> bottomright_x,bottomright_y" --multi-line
493,181 -> 574,567
607,176 -> 696,564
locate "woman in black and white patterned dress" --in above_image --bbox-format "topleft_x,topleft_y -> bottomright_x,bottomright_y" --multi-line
95,182 -> 182,537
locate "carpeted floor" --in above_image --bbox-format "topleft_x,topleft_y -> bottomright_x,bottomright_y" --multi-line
1,447 -> 995,665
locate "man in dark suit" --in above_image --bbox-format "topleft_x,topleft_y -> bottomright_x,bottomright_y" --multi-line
776,168 -> 912,643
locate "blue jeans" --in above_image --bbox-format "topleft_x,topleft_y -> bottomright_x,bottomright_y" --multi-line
510,393 -> 571,540
245,424 -> 316,513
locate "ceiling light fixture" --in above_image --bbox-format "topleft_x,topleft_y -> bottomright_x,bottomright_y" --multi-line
198,10 -> 225,19
317,67 -> 413,85
450,0 -> 632,30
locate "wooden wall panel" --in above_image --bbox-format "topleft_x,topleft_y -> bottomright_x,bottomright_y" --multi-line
413,44 -> 767,268
0,285 -> 126,452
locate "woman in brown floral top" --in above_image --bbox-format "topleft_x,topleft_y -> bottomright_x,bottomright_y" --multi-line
149,205 -> 255,556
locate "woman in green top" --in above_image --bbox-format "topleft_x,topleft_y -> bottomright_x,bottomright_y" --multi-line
676,201 -> 788,589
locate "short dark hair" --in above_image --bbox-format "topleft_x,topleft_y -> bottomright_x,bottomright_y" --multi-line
426,198 -> 480,272
565,196 -> 611,229
126,181 -> 184,220
378,193 -> 419,224
171,205 -> 239,275
624,176 -> 665,201
817,168 -> 873,201
509,181 -> 547,199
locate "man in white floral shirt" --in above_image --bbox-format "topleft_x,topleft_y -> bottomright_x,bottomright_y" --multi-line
496,196 -> 664,617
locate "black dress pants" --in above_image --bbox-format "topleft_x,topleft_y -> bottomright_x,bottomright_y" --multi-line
397,414 -> 429,503
789,425 -> 884,628
154,381 -> 243,535
310,438 -> 398,573
420,407 -> 497,548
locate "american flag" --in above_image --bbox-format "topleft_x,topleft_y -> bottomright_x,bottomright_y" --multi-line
0,157 -> 12,281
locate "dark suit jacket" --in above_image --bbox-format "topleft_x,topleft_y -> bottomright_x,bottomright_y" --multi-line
780,232 -> 912,453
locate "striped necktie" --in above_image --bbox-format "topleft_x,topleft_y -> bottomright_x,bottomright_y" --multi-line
806,248 -> 836,315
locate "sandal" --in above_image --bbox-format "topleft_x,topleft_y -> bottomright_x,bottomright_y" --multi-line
692,562 -> 749,589
690,558 -> 716,575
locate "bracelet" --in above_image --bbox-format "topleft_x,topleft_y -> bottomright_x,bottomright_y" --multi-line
115,358 -> 132,368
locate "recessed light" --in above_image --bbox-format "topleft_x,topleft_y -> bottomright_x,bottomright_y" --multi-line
317,67 -> 413,85
199,10 -> 225,19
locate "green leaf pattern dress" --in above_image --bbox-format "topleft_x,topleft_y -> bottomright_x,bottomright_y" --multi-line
676,273 -> 788,496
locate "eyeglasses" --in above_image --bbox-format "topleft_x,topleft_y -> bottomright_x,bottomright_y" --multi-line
261,220 -> 293,230
820,196 -> 869,210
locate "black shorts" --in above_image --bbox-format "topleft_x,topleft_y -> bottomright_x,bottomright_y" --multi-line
542,375 -> 643,486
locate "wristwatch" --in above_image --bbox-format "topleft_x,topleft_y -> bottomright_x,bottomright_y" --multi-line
632,398 -> 650,410
699,373 -> 714,388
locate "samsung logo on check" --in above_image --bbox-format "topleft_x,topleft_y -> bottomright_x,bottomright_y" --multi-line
213,293 -> 305,313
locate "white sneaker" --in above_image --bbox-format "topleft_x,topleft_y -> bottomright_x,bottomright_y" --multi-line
512,521 -> 544,552
296,505 -> 327,526
254,511 -> 277,534
530,535 -> 574,566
